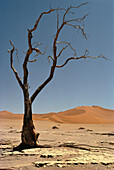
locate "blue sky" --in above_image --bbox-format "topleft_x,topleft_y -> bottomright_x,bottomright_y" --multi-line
0,0 -> 114,114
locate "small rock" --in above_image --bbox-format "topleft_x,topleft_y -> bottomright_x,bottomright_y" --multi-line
109,142 -> 114,145
40,154 -> 54,158
47,155 -> 54,158
78,127 -> 85,130
87,129 -> 93,132
40,155 -> 46,158
35,163 -> 46,167
52,126 -> 59,129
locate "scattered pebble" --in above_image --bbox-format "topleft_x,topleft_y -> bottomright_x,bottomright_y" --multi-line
78,127 -> 85,130
52,126 -> 59,129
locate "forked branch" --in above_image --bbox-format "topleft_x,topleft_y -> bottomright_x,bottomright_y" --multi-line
53,5 -> 88,60
30,8 -> 66,33
23,8 -> 57,86
56,41 -> 77,57
63,2 -> 88,22
32,47 -> 47,55
30,3 -> 91,103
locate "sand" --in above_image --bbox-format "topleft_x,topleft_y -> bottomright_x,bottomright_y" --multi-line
0,117 -> 114,170
0,106 -> 114,124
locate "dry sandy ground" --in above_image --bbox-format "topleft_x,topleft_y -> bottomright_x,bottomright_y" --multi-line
0,119 -> 114,170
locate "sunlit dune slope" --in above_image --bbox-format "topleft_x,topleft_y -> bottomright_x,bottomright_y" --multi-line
0,110 -> 23,119
0,106 -> 114,124
54,106 -> 114,124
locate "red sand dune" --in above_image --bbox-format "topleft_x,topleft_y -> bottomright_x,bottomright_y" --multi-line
0,110 -> 23,119
0,106 -> 114,124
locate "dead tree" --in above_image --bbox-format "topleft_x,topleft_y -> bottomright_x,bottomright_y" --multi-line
8,3 -> 106,150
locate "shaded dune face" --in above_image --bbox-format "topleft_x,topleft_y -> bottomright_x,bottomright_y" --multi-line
0,106 -> 114,124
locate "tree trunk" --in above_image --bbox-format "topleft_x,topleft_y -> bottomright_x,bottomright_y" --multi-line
21,100 -> 39,147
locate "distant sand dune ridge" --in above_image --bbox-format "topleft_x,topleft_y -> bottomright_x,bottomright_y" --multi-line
0,106 -> 114,124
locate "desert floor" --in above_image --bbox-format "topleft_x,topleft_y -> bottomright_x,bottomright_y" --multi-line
0,119 -> 114,170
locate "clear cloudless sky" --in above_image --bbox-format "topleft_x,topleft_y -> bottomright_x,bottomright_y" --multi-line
0,0 -> 114,114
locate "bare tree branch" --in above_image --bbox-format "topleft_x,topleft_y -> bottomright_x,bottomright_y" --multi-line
53,22 -> 66,60
57,44 -> 69,58
63,2 -> 88,22
32,47 -> 47,55
23,50 -> 31,86
27,29 -> 33,51
81,13 -> 89,21
66,13 -> 88,24
53,6 -> 88,60
30,8 -> 71,103
28,59 -> 37,63
63,7 -> 70,22
22,28 -> 34,88
33,53 -> 41,58
56,41 -> 77,56
15,48 -> 19,64
30,62 -> 56,103
29,3 -> 102,103
23,8 -> 57,89
30,8 -> 66,33
56,55 -> 107,68
57,10 -> 59,31
66,23 -> 79,29
23,45 -> 46,89
47,55 -> 54,62
78,25 -> 88,39
32,42 -> 42,48
8,41 -> 24,90
70,2 -> 88,9
66,22 -> 88,40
